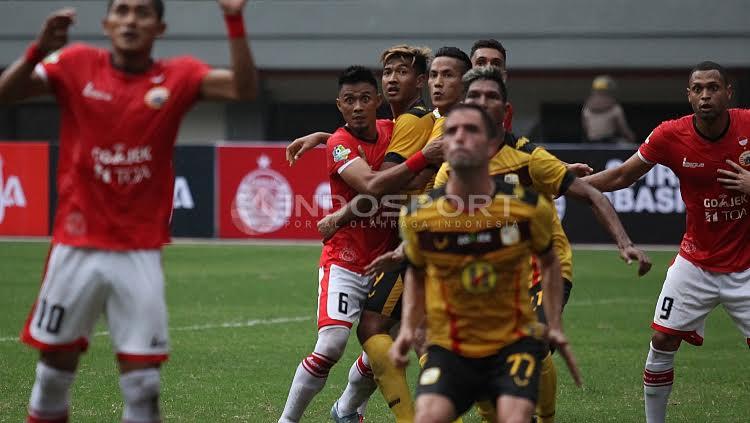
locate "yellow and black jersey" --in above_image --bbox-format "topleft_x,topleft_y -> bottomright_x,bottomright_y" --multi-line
384,100 -> 435,164
433,133 -> 575,283
400,177 -> 555,358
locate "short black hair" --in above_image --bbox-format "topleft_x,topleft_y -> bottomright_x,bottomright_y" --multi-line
338,65 -> 379,91
690,61 -> 729,86
445,103 -> 499,140
107,0 -> 165,21
434,47 -> 472,75
470,39 -> 507,62
462,66 -> 508,102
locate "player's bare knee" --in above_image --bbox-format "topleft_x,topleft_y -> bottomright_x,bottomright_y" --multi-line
314,326 -> 350,362
119,359 -> 160,374
356,311 -> 393,344
651,331 -> 681,351
40,350 -> 81,372
120,367 -> 161,423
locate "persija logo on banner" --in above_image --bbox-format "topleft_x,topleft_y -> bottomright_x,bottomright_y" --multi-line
0,143 -> 49,236
218,143 -> 329,239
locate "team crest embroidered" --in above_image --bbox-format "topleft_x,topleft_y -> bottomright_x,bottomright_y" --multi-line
144,86 -> 170,109
332,145 -> 351,163
739,151 -> 750,167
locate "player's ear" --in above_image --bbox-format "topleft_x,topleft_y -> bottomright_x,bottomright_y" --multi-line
727,83 -> 733,101
336,98 -> 343,113
155,22 -> 167,38
415,73 -> 426,89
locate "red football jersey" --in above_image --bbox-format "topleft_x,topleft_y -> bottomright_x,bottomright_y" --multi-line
321,119 -> 398,273
36,44 -> 210,250
638,108 -> 750,272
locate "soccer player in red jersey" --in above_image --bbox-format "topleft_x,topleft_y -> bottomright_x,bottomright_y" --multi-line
278,66 -> 434,423
0,1 -> 257,421
584,61 -> 750,423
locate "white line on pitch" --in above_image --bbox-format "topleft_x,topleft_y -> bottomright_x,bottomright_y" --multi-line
0,316 -> 311,343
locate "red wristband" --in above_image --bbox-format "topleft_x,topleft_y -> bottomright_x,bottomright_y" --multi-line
405,151 -> 428,173
224,13 -> 246,39
24,42 -> 46,65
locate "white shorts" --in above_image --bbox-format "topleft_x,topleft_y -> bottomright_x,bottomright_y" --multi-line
21,244 -> 169,362
652,254 -> 750,347
317,263 -> 372,329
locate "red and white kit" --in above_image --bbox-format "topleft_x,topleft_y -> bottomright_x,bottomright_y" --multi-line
638,108 -> 750,345
317,119 -> 398,329
21,43 -> 210,361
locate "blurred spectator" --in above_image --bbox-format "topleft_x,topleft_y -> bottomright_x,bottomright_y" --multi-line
581,75 -> 636,144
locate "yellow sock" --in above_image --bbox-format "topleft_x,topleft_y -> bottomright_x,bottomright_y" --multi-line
418,351 -> 464,422
536,352 -> 557,423
363,334 -> 414,423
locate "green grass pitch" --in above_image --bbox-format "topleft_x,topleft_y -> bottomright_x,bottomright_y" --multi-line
1,242 -> 748,422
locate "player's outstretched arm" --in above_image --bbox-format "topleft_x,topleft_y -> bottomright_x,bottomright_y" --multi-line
582,152 -> 653,192
537,249 -> 582,387
389,265 -> 425,368
0,8 -> 75,104
200,0 -> 258,101
286,132 -> 331,166
565,178 -> 652,276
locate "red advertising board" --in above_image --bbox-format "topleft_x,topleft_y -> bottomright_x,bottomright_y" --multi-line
218,143 -> 329,239
0,142 -> 49,236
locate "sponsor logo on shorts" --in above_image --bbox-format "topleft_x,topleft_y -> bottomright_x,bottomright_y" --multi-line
150,336 -> 167,348
419,367 -> 441,385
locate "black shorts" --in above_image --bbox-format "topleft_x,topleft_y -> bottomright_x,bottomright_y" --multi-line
529,278 -> 573,325
363,265 -> 405,319
416,338 -> 546,416
529,279 -> 572,354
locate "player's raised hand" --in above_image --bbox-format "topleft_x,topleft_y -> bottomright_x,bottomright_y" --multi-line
286,132 -> 329,166
619,244 -> 652,276
546,328 -> 582,387
389,330 -> 414,368
422,137 -> 445,165
717,160 -> 750,194
364,248 -> 405,276
566,162 -> 593,177
216,0 -> 248,15
38,8 -> 76,55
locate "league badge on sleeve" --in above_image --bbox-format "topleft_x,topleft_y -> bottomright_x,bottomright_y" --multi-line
332,145 -> 352,163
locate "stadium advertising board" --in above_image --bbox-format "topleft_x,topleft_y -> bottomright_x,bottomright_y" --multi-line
171,146 -> 215,237
217,144 -> 328,239
549,146 -> 686,244
0,142 -> 49,236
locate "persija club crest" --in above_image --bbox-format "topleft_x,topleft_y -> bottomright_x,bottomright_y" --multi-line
231,155 -> 293,235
